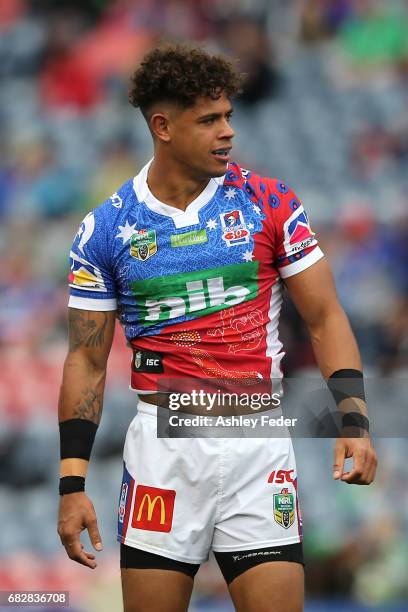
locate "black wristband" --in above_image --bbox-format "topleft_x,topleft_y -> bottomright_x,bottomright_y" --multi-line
59,419 -> 98,460
327,369 -> 365,406
342,412 -> 369,432
59,476 -> 85,495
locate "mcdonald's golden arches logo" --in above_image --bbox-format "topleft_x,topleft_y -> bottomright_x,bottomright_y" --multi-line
132,485 -> 176,532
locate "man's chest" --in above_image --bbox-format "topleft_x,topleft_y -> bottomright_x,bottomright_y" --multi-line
112,192 -> 274,290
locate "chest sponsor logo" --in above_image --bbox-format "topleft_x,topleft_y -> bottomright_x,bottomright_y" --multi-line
273,487 -> 295,529
130,229 -> 157,261
170,229 -> 208,248
220,209 -> 250,247
132,349 -> 164,373
131,485 -> 176,532
131,262 -> 258,325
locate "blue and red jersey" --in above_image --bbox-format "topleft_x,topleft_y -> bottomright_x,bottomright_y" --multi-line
68,161 -> 323,391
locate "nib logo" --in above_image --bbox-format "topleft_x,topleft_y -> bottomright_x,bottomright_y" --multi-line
131,262 -> 259,325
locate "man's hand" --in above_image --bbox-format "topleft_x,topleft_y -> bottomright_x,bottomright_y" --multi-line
333,436 -> 377,485
58,493 -> 103,569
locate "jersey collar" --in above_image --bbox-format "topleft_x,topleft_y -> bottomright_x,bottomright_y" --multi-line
133,159 -> 225,229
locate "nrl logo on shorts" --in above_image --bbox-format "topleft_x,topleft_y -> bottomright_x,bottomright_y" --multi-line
273,487 -> 295,529
130,229 -> 157,261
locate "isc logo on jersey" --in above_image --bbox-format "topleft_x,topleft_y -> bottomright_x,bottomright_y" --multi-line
131,262 -> 259,325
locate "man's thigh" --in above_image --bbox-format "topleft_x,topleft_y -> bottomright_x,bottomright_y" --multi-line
121,567 -> 194,612
120,544 -> 199,612
228,561 -> 304,612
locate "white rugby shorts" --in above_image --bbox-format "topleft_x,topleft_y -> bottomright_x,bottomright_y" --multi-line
117,400 -> 302,564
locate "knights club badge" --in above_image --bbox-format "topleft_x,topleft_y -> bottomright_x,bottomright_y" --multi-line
220,209 -> 250,247
130,229 -> 157,261
273,487 -> 295,529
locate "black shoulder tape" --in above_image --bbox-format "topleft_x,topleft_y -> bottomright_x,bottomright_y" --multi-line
59,418 -> 98,460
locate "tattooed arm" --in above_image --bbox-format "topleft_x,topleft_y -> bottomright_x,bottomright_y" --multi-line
59,308 -> 116,474
58,308 -> 116,569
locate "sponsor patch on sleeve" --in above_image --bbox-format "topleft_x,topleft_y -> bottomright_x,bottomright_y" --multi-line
69,251 -> 108,293
282,205 -> 316,257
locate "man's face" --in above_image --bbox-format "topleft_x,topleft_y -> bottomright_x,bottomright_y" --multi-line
164,93 -> 235,179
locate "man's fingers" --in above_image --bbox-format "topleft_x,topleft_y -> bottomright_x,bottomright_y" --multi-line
367,453 -> 378,483
63,534 -> 97,568
333,441 -> 346,479
84,551 -> 96,561
341,447 -> 367,483
343,448 -> 377,485
81,544 -> 96,560
58,495 -> 103,566
333,438 -> 377,485
87,518 -> 103,551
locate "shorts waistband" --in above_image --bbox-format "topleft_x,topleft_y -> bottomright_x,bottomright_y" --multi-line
137,400 -> 160,417
136,400 -> 284,420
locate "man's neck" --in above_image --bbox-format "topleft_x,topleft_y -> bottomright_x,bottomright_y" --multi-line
147,155 -> 211,212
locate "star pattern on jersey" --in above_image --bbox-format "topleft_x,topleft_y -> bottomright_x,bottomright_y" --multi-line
206,218 -> 218,230
247,222 -> 255,229
242,250 -> 254,262
116,220 -> 137,244
252,204 -> 261,215
224,187 -> 237,201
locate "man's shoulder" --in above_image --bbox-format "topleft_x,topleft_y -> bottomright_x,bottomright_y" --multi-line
224,162 -> 295,211
72,178 -> 137,250
224,162 -> 284,195
95,177 -> 136,217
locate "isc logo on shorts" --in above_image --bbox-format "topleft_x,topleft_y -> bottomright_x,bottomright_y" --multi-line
131,485 -> 176,532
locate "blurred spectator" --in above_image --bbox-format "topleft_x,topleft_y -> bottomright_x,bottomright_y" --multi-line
328,203 -> 398,366
85,137 -> 139,210
221,16 -> 281,105
0,0 -> 26,31
40,14 -> 102,112
339,1 -> 408,68
6,140 -> 84,219
300,0 -> 353,43
351,124 -> 398,179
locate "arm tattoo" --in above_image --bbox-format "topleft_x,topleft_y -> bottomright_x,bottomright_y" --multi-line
74,387 -> 103,423
69,310 -> 108,352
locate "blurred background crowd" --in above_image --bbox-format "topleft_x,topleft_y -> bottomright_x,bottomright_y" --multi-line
0,0 -> 408,610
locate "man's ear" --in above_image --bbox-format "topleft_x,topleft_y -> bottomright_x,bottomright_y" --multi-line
149,113 -> 172,143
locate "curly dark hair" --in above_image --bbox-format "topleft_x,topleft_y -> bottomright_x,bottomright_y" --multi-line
129,44 -> 243,117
